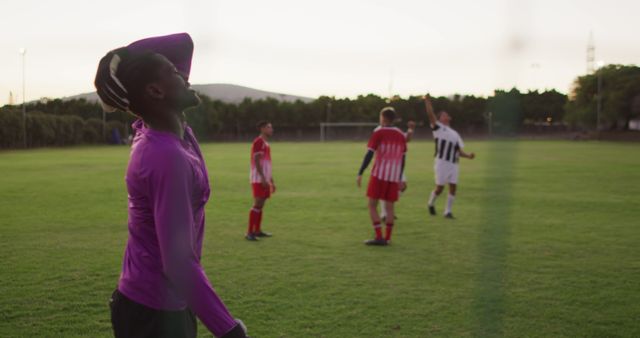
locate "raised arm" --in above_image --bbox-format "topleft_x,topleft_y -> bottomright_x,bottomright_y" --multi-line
127,33 -> 194,80
424,95 -> 437,128
405,120 -> 416,142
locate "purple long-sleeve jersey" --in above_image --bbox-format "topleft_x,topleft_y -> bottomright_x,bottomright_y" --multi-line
117,119 -> 236,337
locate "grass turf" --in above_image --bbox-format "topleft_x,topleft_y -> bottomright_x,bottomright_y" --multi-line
0,140 -> 639,337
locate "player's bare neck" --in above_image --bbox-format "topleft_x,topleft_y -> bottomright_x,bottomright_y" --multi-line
143,112 -> 185,139
260,133 -> 269,140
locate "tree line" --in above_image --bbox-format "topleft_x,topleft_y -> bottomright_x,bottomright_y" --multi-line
565,64 -> 640,130
1,64 -> 638,149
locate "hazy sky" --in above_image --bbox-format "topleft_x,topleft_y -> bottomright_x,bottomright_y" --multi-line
1,0 -> 639,105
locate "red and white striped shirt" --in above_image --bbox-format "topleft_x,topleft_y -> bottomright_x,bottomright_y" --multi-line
367,127 -> 407,183
250,136 -> 272,183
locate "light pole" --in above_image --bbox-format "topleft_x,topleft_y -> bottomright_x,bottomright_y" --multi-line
596,60 -> 605,131
484,111 -> 493,136
19,48 -> 27,148
321,101 -> 332,142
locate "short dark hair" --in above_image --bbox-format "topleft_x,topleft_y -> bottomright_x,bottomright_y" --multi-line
94,48 -> 165,114
117,52 -> 166,112
380,107 -> 396,122
256,120 -> 270,130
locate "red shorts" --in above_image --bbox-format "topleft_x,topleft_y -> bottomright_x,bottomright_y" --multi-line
252,183 -> 271,199
366,176 -> 399,202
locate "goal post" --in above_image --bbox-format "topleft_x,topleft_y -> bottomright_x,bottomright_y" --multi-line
320,122 -> 379,141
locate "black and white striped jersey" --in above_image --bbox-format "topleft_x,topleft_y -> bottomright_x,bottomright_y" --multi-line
432,122 -> 464,164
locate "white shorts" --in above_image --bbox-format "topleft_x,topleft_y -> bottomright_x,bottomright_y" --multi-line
434,161 -> 459,185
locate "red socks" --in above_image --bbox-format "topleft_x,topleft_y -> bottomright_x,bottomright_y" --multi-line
372,222 -> 394,241
373,222 -> 383,240
385,223 -> 394,241
256,208 -> 263,232
247,207 -> 262,235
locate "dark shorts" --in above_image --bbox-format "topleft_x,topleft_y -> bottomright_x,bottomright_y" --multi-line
367,176 -> 399,202
252,183 -> 271,199
109,289 -> 197,338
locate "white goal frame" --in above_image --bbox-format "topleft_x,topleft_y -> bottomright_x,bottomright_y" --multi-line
319,122 -> 378,141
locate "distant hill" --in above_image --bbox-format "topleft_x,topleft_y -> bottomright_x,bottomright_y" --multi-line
191,84 -> 314,103
61,83 -> 314,104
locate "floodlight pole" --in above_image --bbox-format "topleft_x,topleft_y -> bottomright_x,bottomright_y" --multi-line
485,111 -> 492,136
596,61 -> 604,132
596,70 -> 602,131
322,102 -> 332,142
20,48 -> 27,148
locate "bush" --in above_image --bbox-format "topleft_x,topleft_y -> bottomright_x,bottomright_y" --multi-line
0,110 -> 110,149
0,110 -> 24,148
84,118 -> 105,144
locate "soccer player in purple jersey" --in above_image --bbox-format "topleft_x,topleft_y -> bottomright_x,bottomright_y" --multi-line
95,33 -> 249,338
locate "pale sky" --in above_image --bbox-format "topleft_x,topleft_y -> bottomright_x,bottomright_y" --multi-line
1,0 -> 639,106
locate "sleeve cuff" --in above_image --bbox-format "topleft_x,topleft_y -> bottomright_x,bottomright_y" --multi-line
220,322 -> 248,338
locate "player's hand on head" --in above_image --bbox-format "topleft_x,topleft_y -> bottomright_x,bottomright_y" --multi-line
407,121 -> 416,129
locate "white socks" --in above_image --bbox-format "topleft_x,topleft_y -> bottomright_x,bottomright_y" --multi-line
444,194 -> 455,214
428,191 -> 438,206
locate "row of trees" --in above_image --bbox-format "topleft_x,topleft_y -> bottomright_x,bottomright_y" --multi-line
565,64 -> 640,130
167,89 -> 569,140
0,89 -> 566,147
0,109 -> 127,148
1,64 -> 638,148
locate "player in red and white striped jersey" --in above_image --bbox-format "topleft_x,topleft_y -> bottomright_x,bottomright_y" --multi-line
380,120 -> 415,221
246,121 -> 275,241
357,107 -> 408,246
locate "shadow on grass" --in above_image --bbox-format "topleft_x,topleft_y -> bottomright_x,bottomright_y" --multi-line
472,141 -> 517,337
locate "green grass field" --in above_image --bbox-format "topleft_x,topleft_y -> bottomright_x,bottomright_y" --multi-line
1,140 -> 639,337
